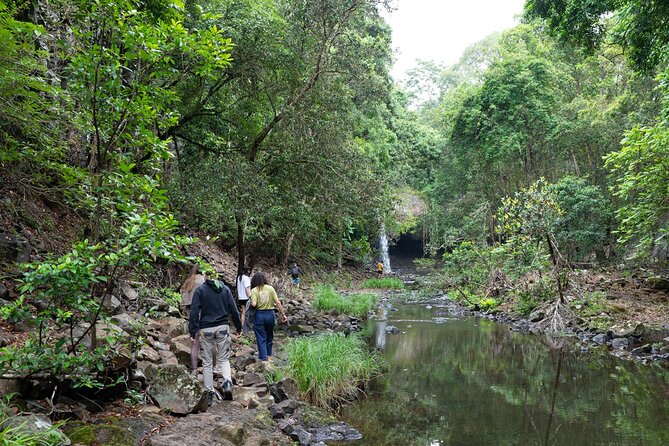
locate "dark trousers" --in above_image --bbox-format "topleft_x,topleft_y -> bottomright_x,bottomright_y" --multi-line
254,309 -> 275,361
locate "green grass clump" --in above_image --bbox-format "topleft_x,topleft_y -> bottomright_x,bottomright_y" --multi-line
1,397 -> 68,446
313,285 -> 377,317
361,277 -> 405,289
285,333 -> 384,408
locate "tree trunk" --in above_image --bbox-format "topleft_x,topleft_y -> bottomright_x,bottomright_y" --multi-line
282,233 -> 294,268
546,234 -> 565,304
235,214 -> 246,275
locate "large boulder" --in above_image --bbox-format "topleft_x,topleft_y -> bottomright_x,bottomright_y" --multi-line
1,414 -> 70,445
145,364 -> 208,415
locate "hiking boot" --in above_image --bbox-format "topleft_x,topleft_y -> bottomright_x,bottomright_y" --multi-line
208,391 -> 215,407
222,380 -> 233,401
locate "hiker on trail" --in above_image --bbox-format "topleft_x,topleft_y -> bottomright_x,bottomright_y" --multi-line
290,263 -> 303,287
250,272 -> 287,362
189,276 -> 242,405
376,261 -> 383,278
236,265 -> 252,334
180,264 -> 205,372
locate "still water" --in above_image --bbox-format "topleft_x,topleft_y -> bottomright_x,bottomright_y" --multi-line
340,303 -> 669,446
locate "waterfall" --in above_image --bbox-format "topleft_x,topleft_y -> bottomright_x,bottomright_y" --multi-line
379,223 -> 392,273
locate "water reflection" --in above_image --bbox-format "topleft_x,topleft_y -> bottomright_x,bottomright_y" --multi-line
341,304 -> 669,446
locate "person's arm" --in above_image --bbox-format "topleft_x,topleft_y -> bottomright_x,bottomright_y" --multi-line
244,276 -> 251,298
189,289 -> 202,338
272,288 -> 288,323
250,288 -> 257,307
225,287 -> 242,333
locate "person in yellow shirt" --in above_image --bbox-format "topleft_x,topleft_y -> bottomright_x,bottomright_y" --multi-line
376,261 -> 383,278
250,272 -> 288,362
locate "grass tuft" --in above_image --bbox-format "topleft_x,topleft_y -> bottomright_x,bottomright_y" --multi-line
313,285 -> 377,317
361,277 -> 405,289
285,333 -> 384,409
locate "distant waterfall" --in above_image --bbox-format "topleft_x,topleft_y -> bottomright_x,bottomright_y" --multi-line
379,223 -> 392,273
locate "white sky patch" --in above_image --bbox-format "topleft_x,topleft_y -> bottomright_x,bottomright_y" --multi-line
382,0 -> 526,81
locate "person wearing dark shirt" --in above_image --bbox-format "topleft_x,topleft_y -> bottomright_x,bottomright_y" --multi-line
189,278 -> 242,404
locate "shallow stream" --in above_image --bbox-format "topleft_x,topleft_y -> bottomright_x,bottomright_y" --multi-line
339,303 -> 669,446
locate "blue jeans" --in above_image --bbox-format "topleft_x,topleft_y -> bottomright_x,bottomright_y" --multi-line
254,309 -> 275,361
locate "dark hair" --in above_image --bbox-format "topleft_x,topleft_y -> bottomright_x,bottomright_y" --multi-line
251,272 -> 268,289
180,264 -> 200,293
237,265 -> 251,281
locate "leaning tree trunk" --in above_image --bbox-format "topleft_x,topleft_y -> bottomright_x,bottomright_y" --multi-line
235,214 -> 246,275
546,234 -> 565,304
282,233 -> 294,268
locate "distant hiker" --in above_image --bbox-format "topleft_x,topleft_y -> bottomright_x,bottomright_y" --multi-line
180,264 -> 205,372
250,272 -> 288,362
376,261 -> 384,278
189,277 -> 242,405
290,263 -> 303,287
236,265 -> 252,334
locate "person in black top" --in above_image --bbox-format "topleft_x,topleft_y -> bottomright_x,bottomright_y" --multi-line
189,278 -> 242,404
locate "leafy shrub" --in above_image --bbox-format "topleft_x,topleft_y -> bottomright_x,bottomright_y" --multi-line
478,297 -> 499,311
570,291 -> 613,330
361,278 -> 405,289
285,333 -> 383,408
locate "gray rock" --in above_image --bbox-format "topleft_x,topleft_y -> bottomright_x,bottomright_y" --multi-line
611,338 -> 630,349
385,325 -> 400,334
110,313 -> 140,333
120,282 -> 139,300
138,345 -> 161,363
269,403 -> 285,419
277,419 -> 294,434
213,420 -> 247,446
528,309 -> 546,322
269,378 -> 298,403
243,372 -> 265,387
631,344 -> 652,355
277,398 -> 298,414
103,295 -> 123,315
158,350 -> 179,365
290,426 -> 312,446
312,422 -> 363,442
592,333 -> 610,345
145,364 -> 208,415
1,414 -> 70,445
612,324 -> 646,339
0,233 -> 31,263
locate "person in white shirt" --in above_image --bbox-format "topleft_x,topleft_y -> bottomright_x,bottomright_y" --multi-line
236,265 -> 252,333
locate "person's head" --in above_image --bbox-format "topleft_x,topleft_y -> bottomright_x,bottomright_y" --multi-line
251,271 -> 268,289
181,263 -> 201,292
243,265 -> 251,276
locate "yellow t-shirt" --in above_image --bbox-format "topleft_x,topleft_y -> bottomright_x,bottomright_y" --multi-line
251,285 -> 279,310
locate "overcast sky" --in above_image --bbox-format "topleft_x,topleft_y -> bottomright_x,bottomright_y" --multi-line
382,0 -> 526,81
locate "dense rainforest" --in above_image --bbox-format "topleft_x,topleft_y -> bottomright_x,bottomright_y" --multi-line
0,0 -> 668,443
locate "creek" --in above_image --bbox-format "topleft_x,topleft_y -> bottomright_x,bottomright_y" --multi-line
339,302 -> 669,446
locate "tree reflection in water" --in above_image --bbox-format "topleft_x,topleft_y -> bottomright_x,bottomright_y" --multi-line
342,304 -> 669,446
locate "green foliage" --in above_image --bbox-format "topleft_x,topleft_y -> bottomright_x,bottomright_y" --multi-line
313,285 -> 377,317
478,297 -> 499,312
361,278 -> 405,289
605,118 -> 669,258
570,291 -> 613,330
0,395 -> 67,446
285,333 -> 383,409
549,176 -> 611,262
